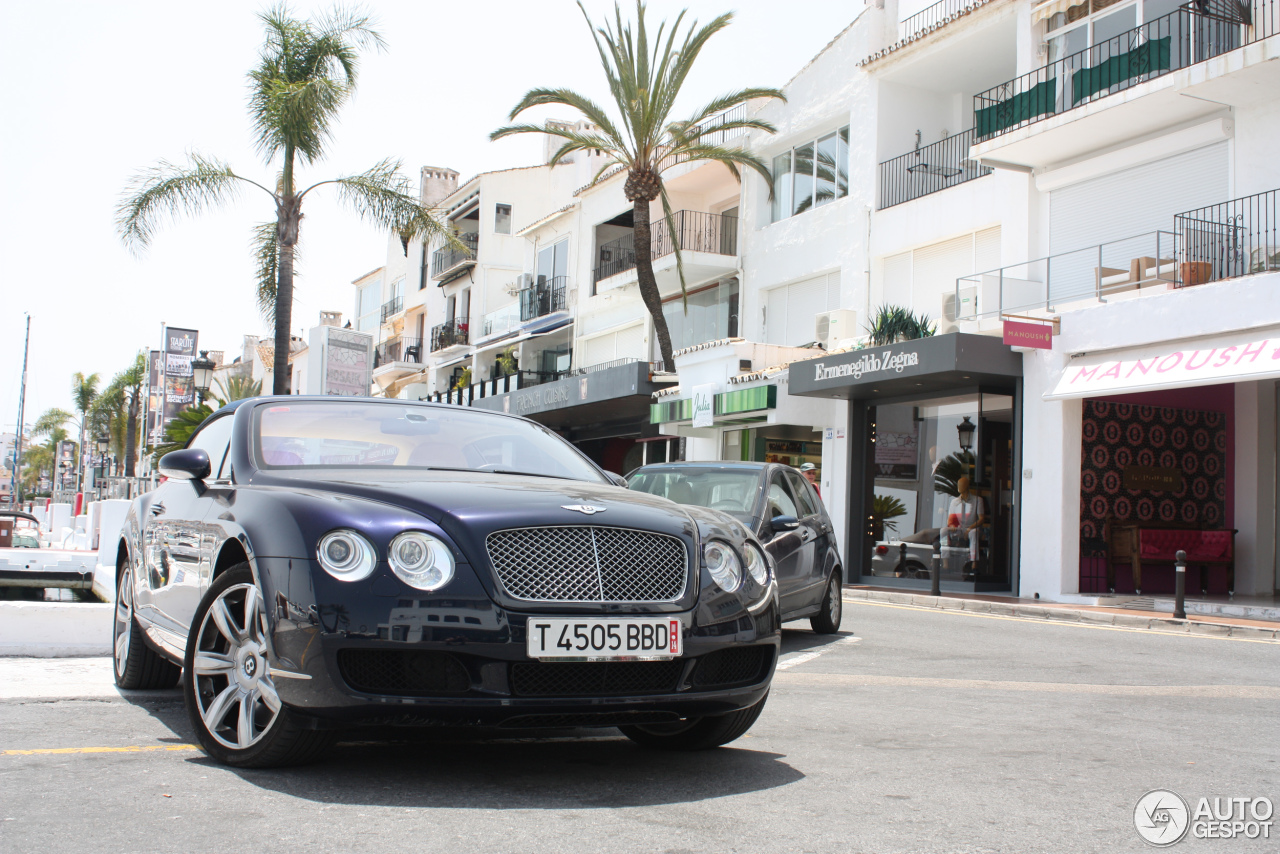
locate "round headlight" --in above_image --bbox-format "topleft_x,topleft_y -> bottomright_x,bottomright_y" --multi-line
744,542 -> 770,586
317,530 -> 376,581
703,540 -> 742,593
389,531 -> 455,591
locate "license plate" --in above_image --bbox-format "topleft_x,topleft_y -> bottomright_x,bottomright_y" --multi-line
526,617 -> 682,661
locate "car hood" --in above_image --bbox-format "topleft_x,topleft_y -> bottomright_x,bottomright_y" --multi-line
248,468 -> 710,551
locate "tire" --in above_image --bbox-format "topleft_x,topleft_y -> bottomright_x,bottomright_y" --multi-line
113,564 -> 181,690
809,569 -> 843,634
183,565 -> 332,768
620,692 -> 769,751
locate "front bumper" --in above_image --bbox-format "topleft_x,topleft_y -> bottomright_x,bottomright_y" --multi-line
266,600 -> 779,729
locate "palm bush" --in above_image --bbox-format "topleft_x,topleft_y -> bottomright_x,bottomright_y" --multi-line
866,305 -> 936,346
933,451 -> 976,497
871,493 -> 908,541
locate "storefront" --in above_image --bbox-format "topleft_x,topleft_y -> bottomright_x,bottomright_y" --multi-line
470,359 -> 671,473
789,333 -> 1024,592
1038,324 -> 1280,599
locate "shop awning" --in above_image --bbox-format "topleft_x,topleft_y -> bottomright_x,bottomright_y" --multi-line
650,385 -> 778,425
1045,327 -> 1280,399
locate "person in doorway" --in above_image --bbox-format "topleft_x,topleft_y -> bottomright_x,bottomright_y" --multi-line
945,476 -> 985,561
799,462 -> 821,499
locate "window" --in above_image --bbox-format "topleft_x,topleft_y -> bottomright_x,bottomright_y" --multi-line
536,238 -> 569,284
784,470 -> 819,518
661,279 -> 738,352
762,271 -> 841,346
767,476 -> 799,519
390,277 -> 404,302
188,415 -> 234,479
881,227 -> 1000,322
495,204 -> 512,235
771,126 -> 850,222
356,281 -> 381,332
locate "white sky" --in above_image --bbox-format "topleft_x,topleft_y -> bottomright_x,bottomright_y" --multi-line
0,0 -> 858,434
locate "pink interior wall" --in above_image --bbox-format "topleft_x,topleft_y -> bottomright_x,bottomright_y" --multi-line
1096,384 -> 1234,527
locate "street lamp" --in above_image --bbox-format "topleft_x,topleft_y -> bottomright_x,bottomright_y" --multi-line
192,350 -> 215,406
956,415 -> 976,453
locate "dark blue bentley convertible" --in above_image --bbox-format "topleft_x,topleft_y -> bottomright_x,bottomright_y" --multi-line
113,397 -> 779,767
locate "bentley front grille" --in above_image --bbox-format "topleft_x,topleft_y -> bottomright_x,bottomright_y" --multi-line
485,526 -> 688,603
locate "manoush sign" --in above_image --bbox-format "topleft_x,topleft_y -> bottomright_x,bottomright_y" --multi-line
1047,328 -> 1280,399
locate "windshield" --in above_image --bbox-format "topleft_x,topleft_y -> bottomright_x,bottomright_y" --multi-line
254,401 -> 604,482
627,468 -> 762,517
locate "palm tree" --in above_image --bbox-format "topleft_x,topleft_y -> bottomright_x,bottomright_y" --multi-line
118,5 -> 454,394
31,409 -> 73,493
103,353 -> 150,477
213,375 -> 263,404
490,1 -> 785,368
70,371 -> 100,490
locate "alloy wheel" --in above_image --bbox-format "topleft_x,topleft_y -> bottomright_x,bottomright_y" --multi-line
191,583 -> 281,750
828,575 -> 842,625
113,571 -> 133,679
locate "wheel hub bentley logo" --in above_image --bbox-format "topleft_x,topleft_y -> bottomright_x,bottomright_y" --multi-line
562,504 -> 606,515
244,658 -> 257,677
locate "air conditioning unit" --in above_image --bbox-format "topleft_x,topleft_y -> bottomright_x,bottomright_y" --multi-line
815,309 -> 858,351
938,287 -> 977,333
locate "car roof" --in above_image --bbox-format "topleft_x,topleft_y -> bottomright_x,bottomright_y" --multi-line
631,461 -> 773,472
221,394 -> 539,425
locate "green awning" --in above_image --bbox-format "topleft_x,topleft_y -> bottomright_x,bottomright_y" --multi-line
651,385 -> 778,425
976,78 -> 1057,138
1072,37 -> 1171,104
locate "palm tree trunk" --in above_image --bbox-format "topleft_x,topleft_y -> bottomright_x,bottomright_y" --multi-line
124,393 -> 139,477
632,200 -> 676,368
273,196 -> 301,396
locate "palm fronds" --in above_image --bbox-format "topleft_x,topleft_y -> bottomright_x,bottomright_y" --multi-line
116,154 -> 259,252
866,305 -> 937,346
213,376 -> 263,405
151,404 -> 215,462
933,451 -> 976,497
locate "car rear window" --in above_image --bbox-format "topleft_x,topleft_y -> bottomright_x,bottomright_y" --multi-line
627,469 -> 761,515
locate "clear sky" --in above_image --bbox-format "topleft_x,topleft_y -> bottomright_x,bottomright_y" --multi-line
0,0 -> 858,434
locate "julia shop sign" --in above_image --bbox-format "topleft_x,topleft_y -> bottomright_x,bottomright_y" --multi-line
691,384 -> 716,428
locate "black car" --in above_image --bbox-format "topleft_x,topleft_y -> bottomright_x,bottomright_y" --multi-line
627,462 -> 843,634
112,397 -> 778,767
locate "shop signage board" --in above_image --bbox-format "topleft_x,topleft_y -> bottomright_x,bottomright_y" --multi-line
322,327 -> 372,397
692,384 -> 716,428
1046,327 -> 1280,399
476,360 -> 654,418
1002,320 -> 1053,349
1122,465 -> 1183,491
715,385 -> 777,418
651,385 -> 779,425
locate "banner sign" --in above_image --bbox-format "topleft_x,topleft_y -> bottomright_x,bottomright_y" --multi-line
1003,320 -> 1053,350
322,327 -> 373,396
1047,328 -> 1280,399
162,327 -> 198,428
146,350 -> 163,444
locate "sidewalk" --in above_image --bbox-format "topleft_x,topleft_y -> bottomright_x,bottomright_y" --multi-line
845,586 -> 1280,641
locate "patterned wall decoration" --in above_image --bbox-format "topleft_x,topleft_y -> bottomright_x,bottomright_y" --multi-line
1080,400 -> 1228,543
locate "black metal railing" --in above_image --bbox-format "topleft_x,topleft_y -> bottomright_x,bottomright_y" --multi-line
1175,188 -> 1280,285
878,128 -> 992,209
900,0 -> 981,41
975,2 -> 1274,141
519,276 -> 569,321
374,336 -> 423,367
658,105 -> 748,170
430,318 -> 470,352
431,232 -> 479,278
592,211 -> 738,285
380,296 -> 403,323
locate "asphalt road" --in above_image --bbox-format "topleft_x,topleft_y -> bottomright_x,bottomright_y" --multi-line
2,598 -> 1278,854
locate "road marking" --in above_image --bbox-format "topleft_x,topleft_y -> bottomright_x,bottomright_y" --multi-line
773,671 -> 1280,698
1,744 -> 200,756
842,598 -> 1280,644
777,635 -> 861,670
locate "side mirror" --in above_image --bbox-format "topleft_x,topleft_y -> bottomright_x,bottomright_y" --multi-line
159,449 -> 211,482
770,514 -> 800,532
605,472 -> 629,489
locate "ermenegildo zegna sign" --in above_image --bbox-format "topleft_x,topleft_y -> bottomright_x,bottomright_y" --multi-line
790,332 -> 1021,398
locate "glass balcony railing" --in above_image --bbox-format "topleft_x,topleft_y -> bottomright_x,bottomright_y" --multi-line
482,303 -> 521,338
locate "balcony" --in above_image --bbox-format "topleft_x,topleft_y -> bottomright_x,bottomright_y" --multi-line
431,232 -> 479,284
372,336 -> 424,388
900,0 -> 988,42
481,303 -> 521,338
519,276 -> 568,322
592,210 -> 739,296
972,1 -> 1279,167
430,317 -> 470,352
380,296 -> 403,324
951,187 -> 1279,321
878,129 -> 993,209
